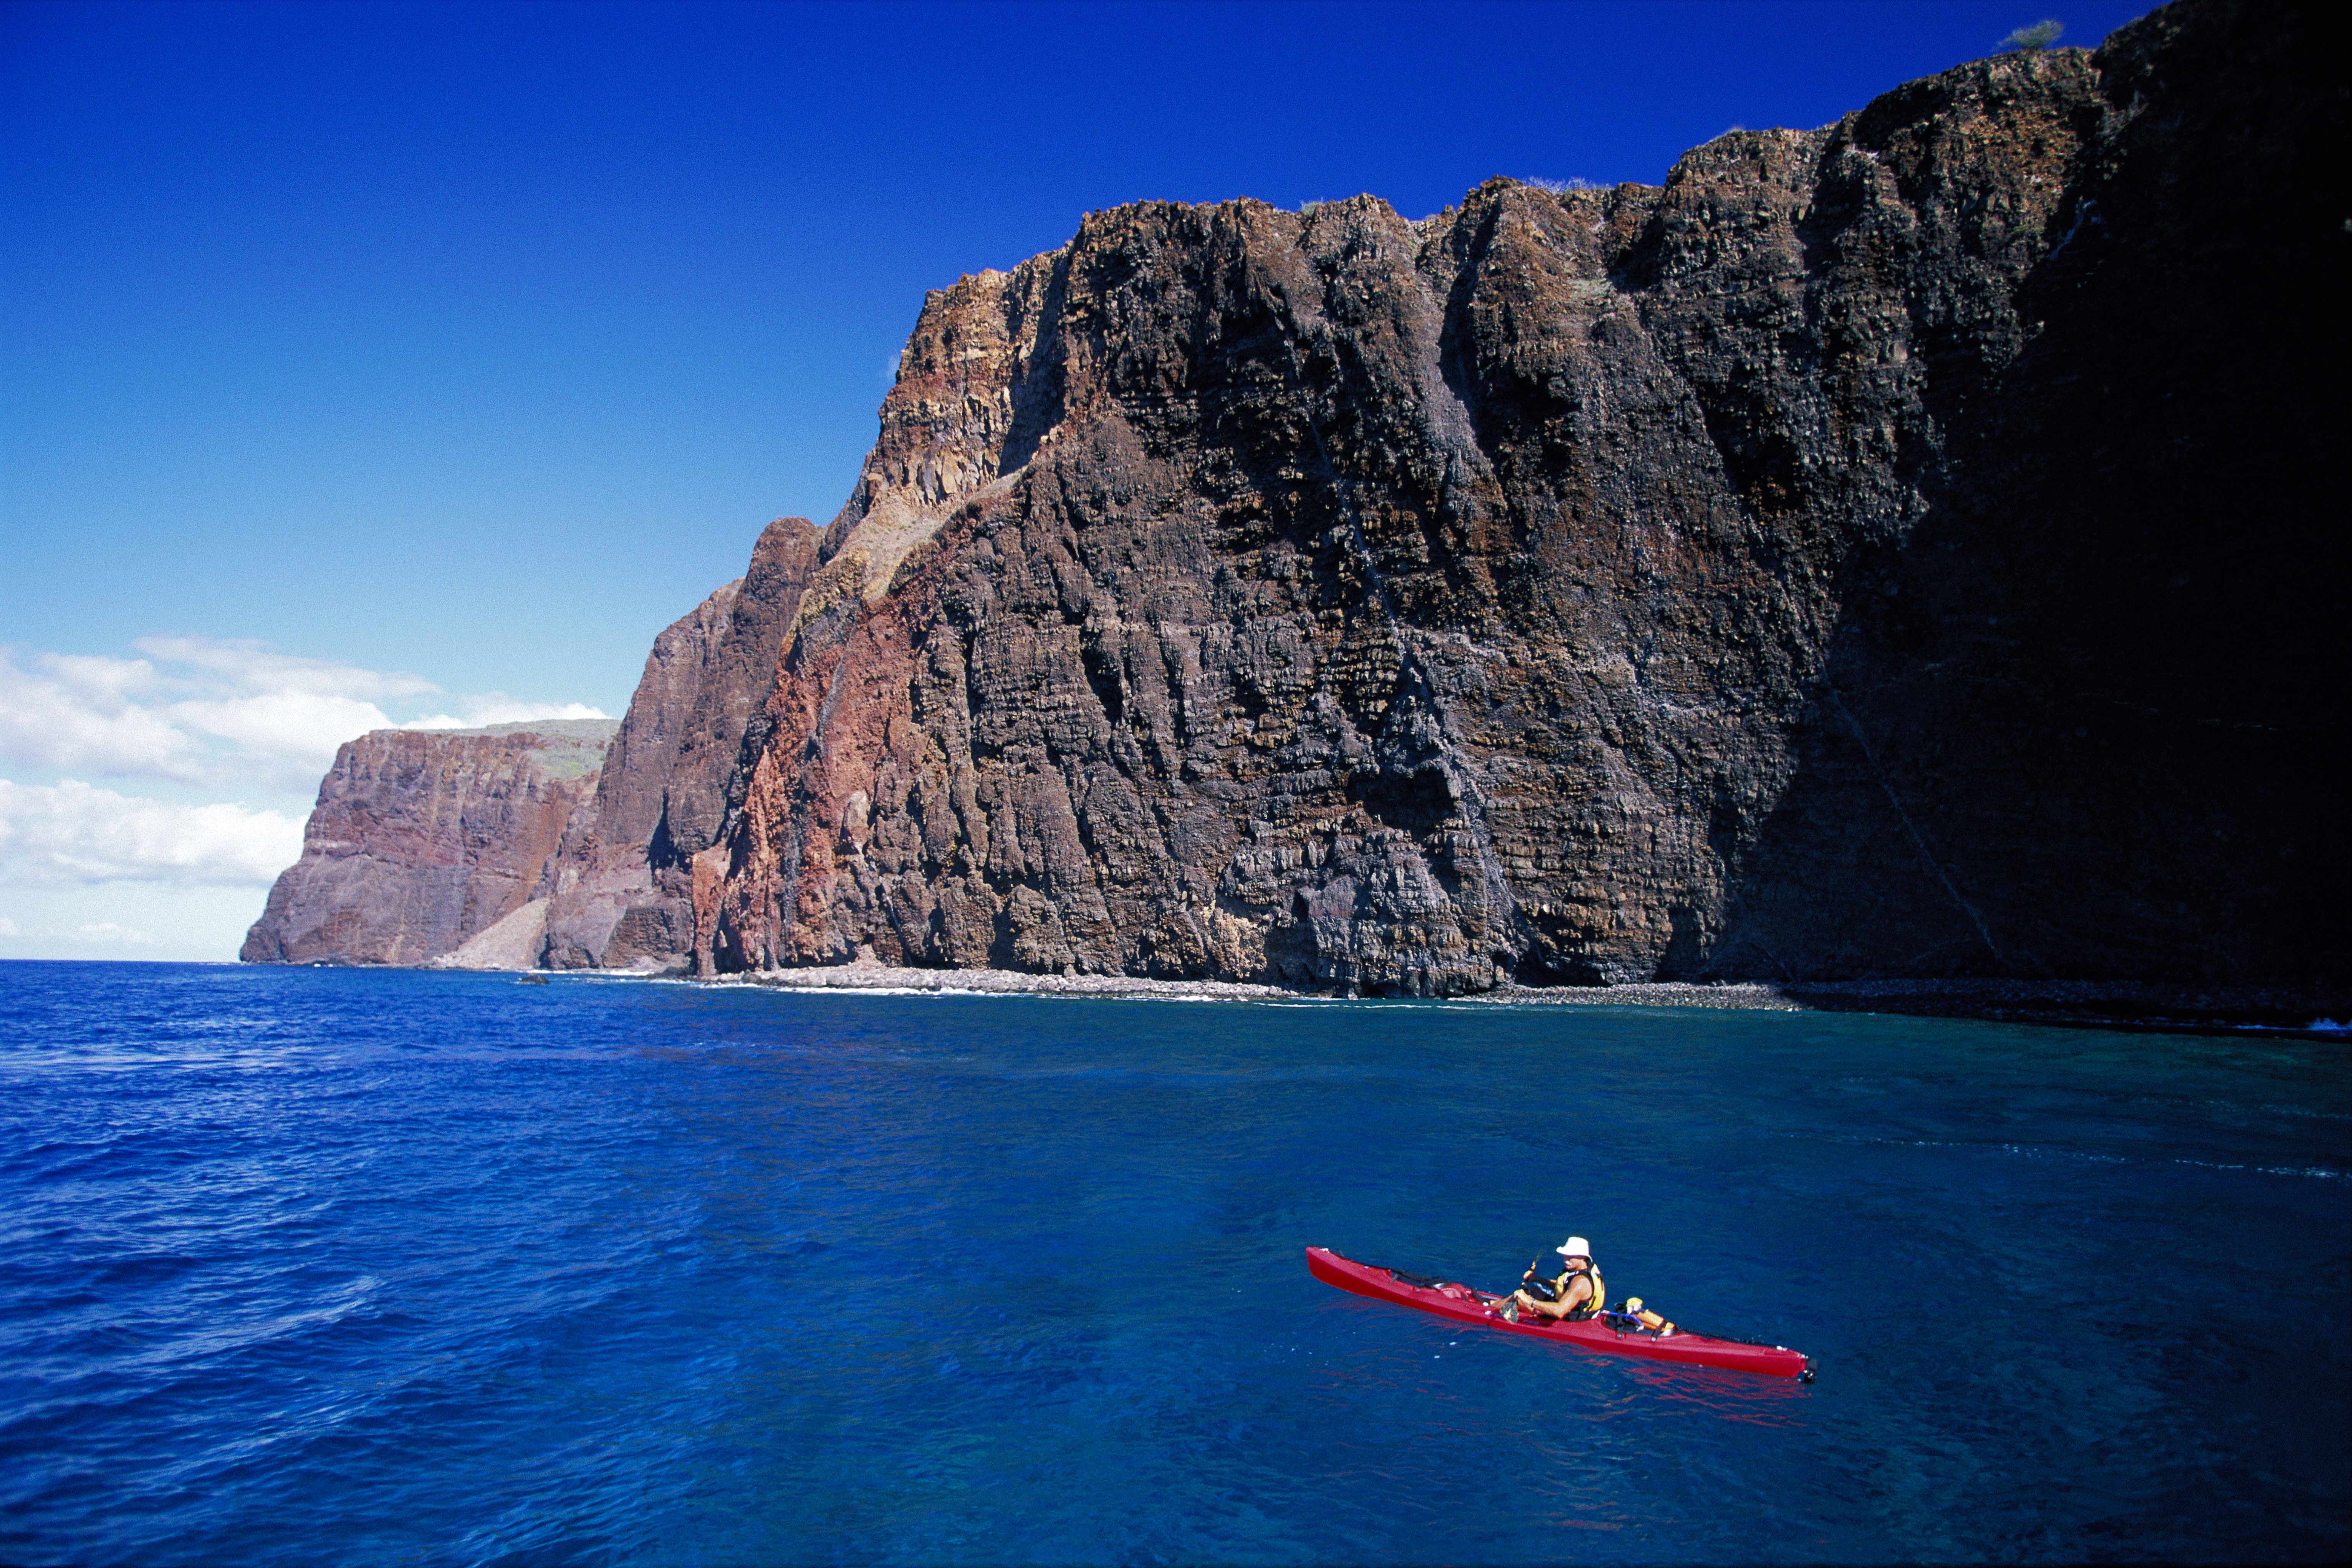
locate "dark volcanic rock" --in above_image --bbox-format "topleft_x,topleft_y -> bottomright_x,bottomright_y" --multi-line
1705,0 -> 2348,985
540,517 -> 821,969
697,0 -> 2343,992
240,720 -> 616,966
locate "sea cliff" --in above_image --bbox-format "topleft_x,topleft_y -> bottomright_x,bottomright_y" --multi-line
246,0 -> 2344,997
537,516 -> 821,970
241,720 -> 616,967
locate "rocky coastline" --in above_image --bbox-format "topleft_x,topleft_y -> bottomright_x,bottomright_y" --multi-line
245,0 -> 2344,1017
595,965 -> 2352,1041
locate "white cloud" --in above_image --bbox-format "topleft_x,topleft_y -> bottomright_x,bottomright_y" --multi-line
0,915 -> 18,937
73,921 -> 161,947
409,698 -> 611,730
171,690 -> 400,772
132,636 -> 438,703
0,778 -> 304,887
0,649 -> 204,779
0,637 -> 607,792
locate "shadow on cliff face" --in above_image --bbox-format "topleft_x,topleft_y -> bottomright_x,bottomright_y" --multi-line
669,0 -> 2339,996
1695,0 -> 2347,985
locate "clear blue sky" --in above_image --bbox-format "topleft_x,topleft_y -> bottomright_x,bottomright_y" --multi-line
2,0 -> 2150,959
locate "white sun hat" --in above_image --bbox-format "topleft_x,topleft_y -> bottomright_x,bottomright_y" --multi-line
1556,1236 -> 1592,1258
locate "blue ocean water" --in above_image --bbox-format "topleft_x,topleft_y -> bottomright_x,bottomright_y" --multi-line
1,962 -> 2345,1565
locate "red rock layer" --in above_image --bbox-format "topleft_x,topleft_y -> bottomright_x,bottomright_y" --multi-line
541,517 -> 822,969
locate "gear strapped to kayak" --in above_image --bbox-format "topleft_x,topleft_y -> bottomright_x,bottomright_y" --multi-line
1305,1246 -> 1814,1381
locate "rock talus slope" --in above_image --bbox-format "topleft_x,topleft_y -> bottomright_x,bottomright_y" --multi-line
240,721 -> 617,966
698,0 -> 2343,992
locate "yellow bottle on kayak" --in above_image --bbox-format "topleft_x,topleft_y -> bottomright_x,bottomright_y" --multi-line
1624,1296 -> 1676,1336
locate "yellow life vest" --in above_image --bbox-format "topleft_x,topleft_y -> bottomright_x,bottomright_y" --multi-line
1543,1263 -> 1605,1318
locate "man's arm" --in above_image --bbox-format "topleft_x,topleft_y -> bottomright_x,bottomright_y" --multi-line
1531,1273 -> 1593,1320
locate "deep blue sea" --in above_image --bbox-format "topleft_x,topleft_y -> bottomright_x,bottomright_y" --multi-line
2,962 -> 2346,1565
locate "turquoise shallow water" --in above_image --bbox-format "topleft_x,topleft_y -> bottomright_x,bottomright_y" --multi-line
2,960 -> 2345,1564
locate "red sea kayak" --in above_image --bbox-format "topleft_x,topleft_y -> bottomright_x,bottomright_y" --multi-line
1306,1246 -> 1814,1381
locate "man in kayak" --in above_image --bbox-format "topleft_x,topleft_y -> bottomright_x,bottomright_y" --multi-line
1497,1237 -> 1604,1323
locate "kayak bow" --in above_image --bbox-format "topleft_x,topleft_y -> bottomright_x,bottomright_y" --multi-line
1305,1246 -> 1814,1381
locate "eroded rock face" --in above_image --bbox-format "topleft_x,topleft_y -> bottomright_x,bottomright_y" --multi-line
244,517 -> 823,973
699,0 -> 2342,992
540,517 -> 822,970
240,721 -> 616,966
538,582 -> 742,969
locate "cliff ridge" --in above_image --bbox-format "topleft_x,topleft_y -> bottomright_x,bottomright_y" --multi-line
246,0 -> 2344,994
692,0 -> 2341,992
